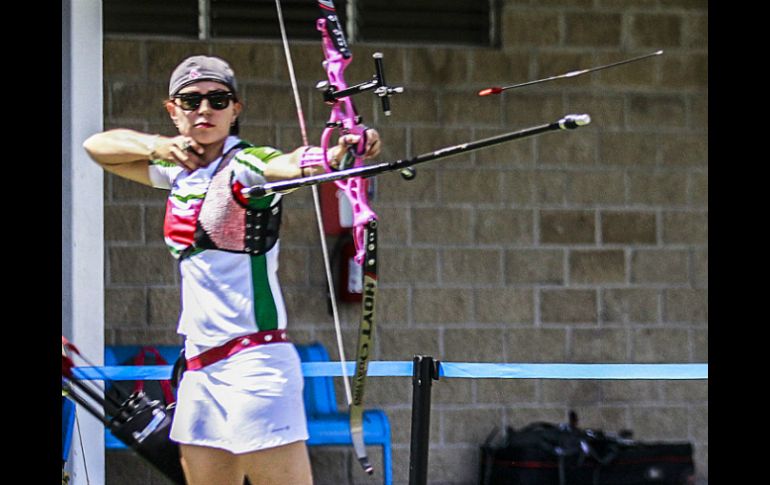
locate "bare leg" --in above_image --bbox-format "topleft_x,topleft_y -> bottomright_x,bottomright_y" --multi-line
179,444 -> 244,485
241,441 -> 313,485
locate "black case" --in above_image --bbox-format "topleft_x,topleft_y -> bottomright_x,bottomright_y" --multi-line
109,392 -> 186,485
479,420 -> 694,485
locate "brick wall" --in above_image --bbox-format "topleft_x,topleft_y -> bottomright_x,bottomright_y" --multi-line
101,1 -> 707,483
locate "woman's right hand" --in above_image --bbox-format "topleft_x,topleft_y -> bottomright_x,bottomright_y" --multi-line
152,135 -> 207,171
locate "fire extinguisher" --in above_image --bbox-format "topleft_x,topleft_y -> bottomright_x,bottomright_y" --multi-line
320,182 -> 363,303
333,232 -> 363,303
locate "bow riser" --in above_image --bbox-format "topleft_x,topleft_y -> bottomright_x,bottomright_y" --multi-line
316,12 -> 377,267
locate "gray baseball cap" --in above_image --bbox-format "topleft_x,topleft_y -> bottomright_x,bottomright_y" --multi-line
168,55 -> 238,97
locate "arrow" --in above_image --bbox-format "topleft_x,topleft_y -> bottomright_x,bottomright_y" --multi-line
478,50 -> 663,96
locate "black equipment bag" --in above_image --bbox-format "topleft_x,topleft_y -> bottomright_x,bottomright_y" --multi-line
62,338 -> 186,485
108,391 -> 186,485
100,347 -> 186,484
479,416 -> 694,485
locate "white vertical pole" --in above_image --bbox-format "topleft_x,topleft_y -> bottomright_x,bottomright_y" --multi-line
62,0 -> 105,484
199,0 -> 211,40
346,0 -> 358,42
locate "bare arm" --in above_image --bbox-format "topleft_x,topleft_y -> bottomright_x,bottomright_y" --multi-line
83,129 -> 206,186
261,147 -> 318,182
261,130 -> 382,182
82,129 -> 161,186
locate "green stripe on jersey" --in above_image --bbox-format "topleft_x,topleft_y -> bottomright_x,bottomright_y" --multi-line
234,153 -> 267,174
237,146 -> 283,210
250,254 -> 278,331
171,192 -> 205,203
243,146 -> 283,163
234,146 -> 283,174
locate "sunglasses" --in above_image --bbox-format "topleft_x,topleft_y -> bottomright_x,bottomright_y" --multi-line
173,91 -> 235,111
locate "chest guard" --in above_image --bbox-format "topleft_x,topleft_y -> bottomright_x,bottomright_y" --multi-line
175,144 -> 282,259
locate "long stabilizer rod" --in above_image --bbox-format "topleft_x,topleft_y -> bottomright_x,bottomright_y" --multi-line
246,114 -> 591,198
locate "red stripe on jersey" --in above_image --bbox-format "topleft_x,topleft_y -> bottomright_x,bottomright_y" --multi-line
163,198 -> 203,247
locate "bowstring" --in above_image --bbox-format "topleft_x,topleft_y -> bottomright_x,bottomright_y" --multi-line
274,0 -> 353,407
74,410 -> 92,485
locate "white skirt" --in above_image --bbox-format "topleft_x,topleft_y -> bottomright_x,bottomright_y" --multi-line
170,342 -> 309,454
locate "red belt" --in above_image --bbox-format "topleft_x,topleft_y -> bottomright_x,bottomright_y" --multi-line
186,330 -> 289,370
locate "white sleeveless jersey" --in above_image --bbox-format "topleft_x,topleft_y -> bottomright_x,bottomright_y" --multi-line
148,136 -> 287,356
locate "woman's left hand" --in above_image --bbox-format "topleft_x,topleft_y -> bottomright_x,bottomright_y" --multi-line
360,128 -> 381,159
328,128 -> 381,168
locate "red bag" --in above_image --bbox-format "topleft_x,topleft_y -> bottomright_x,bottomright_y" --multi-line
131,346 -> 175,405
106,346 -> 176,406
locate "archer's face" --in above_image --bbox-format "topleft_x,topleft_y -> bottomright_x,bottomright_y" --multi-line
166,81 -> 242,145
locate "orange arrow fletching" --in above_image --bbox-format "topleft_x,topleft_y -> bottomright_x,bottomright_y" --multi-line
478,87 -> 503,96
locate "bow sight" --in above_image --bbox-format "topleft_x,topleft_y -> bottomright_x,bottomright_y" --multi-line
315,52 -> 413,179
317,52 -> 404,117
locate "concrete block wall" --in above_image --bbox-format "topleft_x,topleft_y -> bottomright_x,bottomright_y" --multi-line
100,1 -> 707,483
